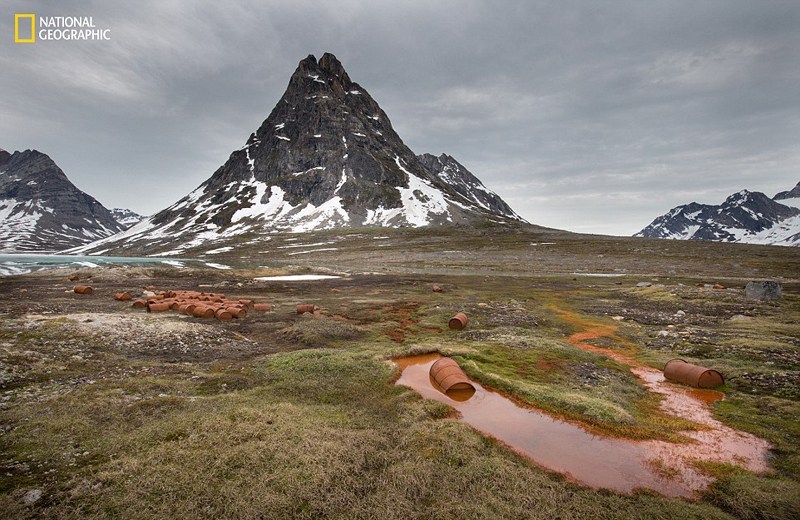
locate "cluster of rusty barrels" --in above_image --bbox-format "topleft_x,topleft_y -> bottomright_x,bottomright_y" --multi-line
125,289 -> 272,321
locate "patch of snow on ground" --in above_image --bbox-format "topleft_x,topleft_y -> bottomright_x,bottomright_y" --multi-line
72,261 -> 99,268
231,185 -> 293,223
205,246 -> 234,255
277,241 -> 338,249
292,166 -> 325,177
203,262 -> 232,270
571,272 -> 627,277
290,196 -> 350,232
254,274 -> 341,281
394,156 -> 451,226
160,260 -> 185,268
286,248 -> 339,256
148,249 -> 186,257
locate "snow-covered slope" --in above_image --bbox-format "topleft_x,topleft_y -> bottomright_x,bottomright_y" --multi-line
0,149 -> 125,252
71,53 -> 525,256
635,184 -> 800,246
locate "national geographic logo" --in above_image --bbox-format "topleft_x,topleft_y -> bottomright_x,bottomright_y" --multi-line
14,14 -> 112,43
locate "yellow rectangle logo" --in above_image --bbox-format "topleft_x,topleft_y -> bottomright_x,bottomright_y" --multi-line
15,14 -> 36,43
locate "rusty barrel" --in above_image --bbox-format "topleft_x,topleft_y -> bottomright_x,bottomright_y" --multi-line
147,302 -> 171,313
68,275 -> 80,282
192,306 -> 215,319
227,306 -> 247,319
239,299 -> 255,308
114,292 -> 132,301
73,285 -> 93,295
215,308 -> 233,320
664,358 -> 724,388
296,304 -> 315,314
253,303 -> 272,312
429,357 -> 475,393
132,299 -> 147,309
448,312 -> 468,330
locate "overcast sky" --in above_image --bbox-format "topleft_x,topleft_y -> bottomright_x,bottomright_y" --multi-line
1,1 -> 798,235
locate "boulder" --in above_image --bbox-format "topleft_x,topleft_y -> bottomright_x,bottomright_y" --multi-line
745,281 -> 782,301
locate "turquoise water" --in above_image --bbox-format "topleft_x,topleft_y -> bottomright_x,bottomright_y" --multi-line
0,254 -> 201,276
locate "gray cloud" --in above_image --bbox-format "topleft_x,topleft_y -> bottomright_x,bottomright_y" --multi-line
1,0 -> 798,235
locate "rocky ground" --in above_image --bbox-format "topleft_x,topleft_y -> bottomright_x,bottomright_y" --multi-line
0,227 -> 798,519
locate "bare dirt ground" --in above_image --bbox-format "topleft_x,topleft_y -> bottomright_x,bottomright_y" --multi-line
1,226 -> 798,519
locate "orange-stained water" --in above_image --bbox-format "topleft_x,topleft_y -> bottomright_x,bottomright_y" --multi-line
395,352 -> 770,498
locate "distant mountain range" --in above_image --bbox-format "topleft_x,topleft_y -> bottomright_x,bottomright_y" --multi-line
635,181 -> 800,247
110,207 -> 145,228
0,149 -> 143,253
69,53 -> 524,256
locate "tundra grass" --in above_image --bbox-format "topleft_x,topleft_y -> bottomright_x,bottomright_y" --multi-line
2,347 -> 733,520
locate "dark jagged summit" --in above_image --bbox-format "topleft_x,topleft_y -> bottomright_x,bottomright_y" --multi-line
0,149 -> 125,252
74,53 -> 525,256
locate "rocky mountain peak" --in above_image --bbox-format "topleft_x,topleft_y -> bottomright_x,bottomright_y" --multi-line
0,148 -> 10,168
774,181 -> 800,202
0,149 -> 125,252
72,53 -> 525,256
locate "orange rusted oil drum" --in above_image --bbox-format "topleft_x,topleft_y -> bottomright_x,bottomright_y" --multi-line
114,292 -> 132,301
448,312 -> 468,330
664,358 -> 724,388
296,304 -> 315,314
215,308 -> 233,320
253,303 -> 272,312
147,302 -> 171,313
239,299 -> 255,308
132,299 -> 147,309
192,306 -> 215,319
74,285 -> 93,295
227,307 -> 247,319
429,357 -> 476,396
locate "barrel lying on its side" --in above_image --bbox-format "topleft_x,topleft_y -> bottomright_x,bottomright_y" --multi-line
448,312 -> 469,330
664,358 -> 724,388
430,357 -> 475,394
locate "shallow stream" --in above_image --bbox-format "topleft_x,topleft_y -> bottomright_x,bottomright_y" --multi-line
395,350 -> 770,498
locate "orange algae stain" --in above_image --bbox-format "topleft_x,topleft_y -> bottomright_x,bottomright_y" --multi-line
548,305 -> 771,485
395,354 -> 695,497
391,305 -> 772,498
394,354 -> 771,498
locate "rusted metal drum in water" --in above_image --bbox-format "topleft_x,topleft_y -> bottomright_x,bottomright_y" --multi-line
664,358 -> 724,388
429,357 -> 475,401
448,312 -> 468,330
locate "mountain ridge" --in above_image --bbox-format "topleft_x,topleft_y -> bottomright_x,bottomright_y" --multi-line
635,183 -> 800,246
71,53 -> 525,256
0,149 -> 127,252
